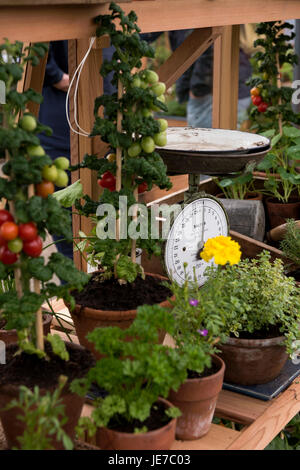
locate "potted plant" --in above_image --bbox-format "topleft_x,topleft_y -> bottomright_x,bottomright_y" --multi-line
199,246 -> 300,385
246,21 -> 300,228
71,304 -> 210,450
165,235 -> 243,440
67,3 -> 174,353
0,39 -> 94,449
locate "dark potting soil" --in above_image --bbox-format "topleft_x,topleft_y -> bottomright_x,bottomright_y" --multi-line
0,342 -> 95,390
230,324 -> 283,340
287,268 -> 300,283
108,401 -> 171,433
73,274 -> 172,311
187,361 -> 220,379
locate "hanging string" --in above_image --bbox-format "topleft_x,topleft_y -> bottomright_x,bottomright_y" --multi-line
66,37 -> 96,137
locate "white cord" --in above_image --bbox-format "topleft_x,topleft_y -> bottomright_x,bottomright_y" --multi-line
66,37 -> 96,137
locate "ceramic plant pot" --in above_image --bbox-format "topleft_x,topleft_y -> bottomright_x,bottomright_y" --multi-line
168,355 -> 225,440
96,398 -> 177,450
265,196 -> 300,229
0,342 -> 94,450
0,313 -> 52,346
218,335 -> 288,385
69,273 -> 173,357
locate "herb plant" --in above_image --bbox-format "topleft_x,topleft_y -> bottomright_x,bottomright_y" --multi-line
200,250 -> 300,355
5,376 -> 73,450
72,3 -> 172,283
280,218 -> 300,264
0,39 -> 89,356
71,304 -> 211,435
214,162 -> 257,200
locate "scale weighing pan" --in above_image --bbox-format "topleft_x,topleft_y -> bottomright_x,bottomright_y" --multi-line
156,127 -> 271,175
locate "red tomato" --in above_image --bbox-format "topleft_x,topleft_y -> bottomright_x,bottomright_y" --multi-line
257,102 -> 269,113
36,180 -> 55,198
19,222 -> 38,242
0,234 -> 6,247
23,236 -> 43,258
250,87 -> 260,97
0,210 -> 14,227
251,95 -> 262,106
0,245 -> 18,265
138,182 -> 148,194
98,171 -> 116,191
0,221 -> 19,241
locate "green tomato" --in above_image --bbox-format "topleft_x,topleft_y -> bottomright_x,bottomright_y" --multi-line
151,82 -> 166,96
153,132 -> 167,147
142,108 -> 153,118
27,145 -> 45,157
20,115 -> 37,132
141,136 -> 155,154
42,164 -> 58,182
157,118 -> 168,132
128,142 -> 142,158
54,157 -> 70,170
132,76 -> 141,88
7,238 -> 23,253
55,169 -> 69,188
151,94 -> 166,111
145,70 -> 159,84
139,80 -> 148,90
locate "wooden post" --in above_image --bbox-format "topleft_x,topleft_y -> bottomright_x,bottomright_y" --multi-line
212,25 -> 240,130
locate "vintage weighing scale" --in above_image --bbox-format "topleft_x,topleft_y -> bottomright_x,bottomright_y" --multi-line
156,127 -> 271,287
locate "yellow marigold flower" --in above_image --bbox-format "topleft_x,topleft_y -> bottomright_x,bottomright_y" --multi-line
200,235 -> 241,266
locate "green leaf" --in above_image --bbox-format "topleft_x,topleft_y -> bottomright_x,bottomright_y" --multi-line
53,180 -> 83,208
46,334 -> 69,361
283,126 -> 300,138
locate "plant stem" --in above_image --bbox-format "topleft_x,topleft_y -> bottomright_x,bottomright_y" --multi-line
114,77 -> 123,279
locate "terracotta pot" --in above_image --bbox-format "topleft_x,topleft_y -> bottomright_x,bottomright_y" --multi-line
0,342 -> 93,450
96,398 -> 177,450
265,196 -> 300,229
168,355 -> 225,440
0,313 -> 52,346
218,335 -> 288,385
69,273 -> 173,357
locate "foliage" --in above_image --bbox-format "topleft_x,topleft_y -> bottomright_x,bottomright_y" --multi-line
266,414 -> 300,450
71,305 -> 210,434
280,218 -> 300,264
0,39 -> 89,356
5,376 -> 73,450
72,2 -> 172,283
200,251 -> 300,355
213,162 -> 257,200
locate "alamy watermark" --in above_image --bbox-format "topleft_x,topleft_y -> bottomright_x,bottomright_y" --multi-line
0,340 -> 5,364
0,80 -> 5,104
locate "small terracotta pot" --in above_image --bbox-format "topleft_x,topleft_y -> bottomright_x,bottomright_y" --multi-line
0,342 -> 93,450
168,355 -> 225,440
218,335 -> 288,385
96,398 -> 177,450
0,314 -> 52,346
69,273 -> 173,357
265,196 -> 300,229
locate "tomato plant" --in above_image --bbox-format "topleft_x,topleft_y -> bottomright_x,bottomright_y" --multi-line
0,245 -> 18,265
0,209 -> 14,226
251,95 -> 262,106
22,236 -> 43,258
18,222 -> 38,242
36,180 -> 55,198
0,221 -> 18,241
138,181 -> 148,194
7,238 -> 23,253
97,171 -> 116,191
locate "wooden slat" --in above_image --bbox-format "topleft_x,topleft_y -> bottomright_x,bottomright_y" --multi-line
0,0 -> 129,4
215,390 -> 270,426
157,27 -> 222,90
172,424 -> 240,451
227,378 -> 300,450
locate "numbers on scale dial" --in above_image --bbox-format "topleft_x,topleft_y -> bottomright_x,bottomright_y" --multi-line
165,197 -> 228,286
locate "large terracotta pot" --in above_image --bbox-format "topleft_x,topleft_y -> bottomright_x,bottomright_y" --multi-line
265,196 -> 300,229
0,314 -> 52,346
0,342 -> 94,450
96,398 -> 177,450
168,355 -> 225,440
218,335 -> 288,385
69,273 -> 173,357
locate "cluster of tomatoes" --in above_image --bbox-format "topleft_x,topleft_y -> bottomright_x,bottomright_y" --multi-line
250,87 -> 269,113
97,165 -> 148,194
0,209 -> 42,265
20,115 -> 70,198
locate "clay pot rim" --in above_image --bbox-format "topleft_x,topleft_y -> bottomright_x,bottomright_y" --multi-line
0,313 -> 52,337
183,354 -> 225,384
0,341 -> 94,397
225,334 -> 285,348
101,397 -> 176,438
71,272 -> 173,321
265,196 -> 300,205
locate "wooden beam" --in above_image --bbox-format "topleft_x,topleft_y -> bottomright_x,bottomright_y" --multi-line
157,27 -> 222,90
1,1 -> 300,43
212,25 -> 240,129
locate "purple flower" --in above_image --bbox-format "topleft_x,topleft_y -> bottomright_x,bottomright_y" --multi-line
197,329 -> 208,337
189,298 -> 199,307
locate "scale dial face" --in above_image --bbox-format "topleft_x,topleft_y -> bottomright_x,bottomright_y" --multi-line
164,196 -> 229,286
